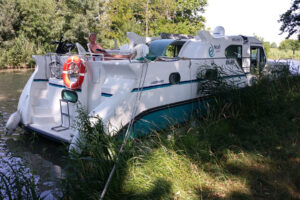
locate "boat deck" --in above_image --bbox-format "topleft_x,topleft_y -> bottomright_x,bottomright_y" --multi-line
25,123 -> 74,144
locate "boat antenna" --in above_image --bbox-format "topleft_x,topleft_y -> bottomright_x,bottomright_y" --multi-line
99,58 -> 151,200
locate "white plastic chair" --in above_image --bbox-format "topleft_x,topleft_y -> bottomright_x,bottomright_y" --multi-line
76,43 -> 88,55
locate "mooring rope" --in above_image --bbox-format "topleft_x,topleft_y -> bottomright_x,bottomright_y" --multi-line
99,58 -> 150,200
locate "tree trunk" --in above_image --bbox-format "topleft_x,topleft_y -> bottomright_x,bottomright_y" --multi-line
145,0 -> 149,37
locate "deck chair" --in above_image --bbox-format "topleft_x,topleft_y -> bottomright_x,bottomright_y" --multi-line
76,43 -> 88,55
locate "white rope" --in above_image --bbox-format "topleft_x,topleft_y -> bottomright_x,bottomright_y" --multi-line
99,58 -> 150,200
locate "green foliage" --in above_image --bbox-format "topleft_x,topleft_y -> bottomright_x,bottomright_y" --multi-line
270,42 -> 277,48
0,34 -> 38,67
254,35 -> 270,57
0,0 -> 207,68
269,47 -> 300,60
0,0 -> 20,46
99,0 -> 207,48
62,105 -> 122,199
279,0 -> 300,39
60,0 -> 104,46
18,0 -> 63,51
279,39 -> 300,55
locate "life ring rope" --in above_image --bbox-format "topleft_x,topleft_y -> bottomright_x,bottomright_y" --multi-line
62,56 -> 86,90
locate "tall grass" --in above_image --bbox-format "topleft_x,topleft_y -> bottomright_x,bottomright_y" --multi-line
269,48 -> 300,60
61,75 -> 300,199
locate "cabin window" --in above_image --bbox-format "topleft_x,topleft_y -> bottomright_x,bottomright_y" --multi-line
225,45 -> 242,67
165,41 -> 186,57
250,46 -> 266,74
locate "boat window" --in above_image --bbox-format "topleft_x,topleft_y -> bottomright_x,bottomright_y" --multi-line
148,39 -> 175,57
250,46 -> 266,74
165,41 -> 186,57
148,39 -> 186,58
225,45 -> 242,67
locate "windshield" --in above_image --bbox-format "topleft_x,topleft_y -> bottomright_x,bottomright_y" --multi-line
148,39 -> 174,57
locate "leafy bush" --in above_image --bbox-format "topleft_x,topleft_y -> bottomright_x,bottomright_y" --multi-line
0,34 -> 39,68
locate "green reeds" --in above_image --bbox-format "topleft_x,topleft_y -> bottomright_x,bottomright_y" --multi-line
0,156 -> 41,200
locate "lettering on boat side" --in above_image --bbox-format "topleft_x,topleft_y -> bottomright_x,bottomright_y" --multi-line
214,44 -> 221,50
232,37 -> 241,42
226,59 -> 235,65
151,80 -> 164,85
214,44 -> 221,53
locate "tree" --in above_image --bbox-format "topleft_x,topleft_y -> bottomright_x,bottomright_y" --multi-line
270,42 -> 277,48
279,39 -> 300,55
279,0 -> 300,40
59,0 -> 105,47
145,0 -> 207,36
0,0 -> 21,46
99,0 -> 207,48
18,0 -> 64,51
0,0 -> 208,67
254,35 -> 270,57
99,0 -> 143,47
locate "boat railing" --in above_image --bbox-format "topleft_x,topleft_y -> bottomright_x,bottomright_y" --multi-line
45,52 -> 134,79
156,56 -> 251,74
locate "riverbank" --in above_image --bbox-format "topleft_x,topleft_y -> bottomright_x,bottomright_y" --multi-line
0,67 -> 34,73
1,73 -> 300,199
60,75 -> 300,199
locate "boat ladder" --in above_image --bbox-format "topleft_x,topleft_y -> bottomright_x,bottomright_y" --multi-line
51,99 -> 71,132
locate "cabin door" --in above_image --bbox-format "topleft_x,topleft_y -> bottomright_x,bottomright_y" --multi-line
250,46 -> 266,74
225,45 -> 243,68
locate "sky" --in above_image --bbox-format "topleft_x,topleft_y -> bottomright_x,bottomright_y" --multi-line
204,0 -> 296,45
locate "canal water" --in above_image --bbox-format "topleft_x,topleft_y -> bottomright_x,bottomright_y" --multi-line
0,70 -> 65,199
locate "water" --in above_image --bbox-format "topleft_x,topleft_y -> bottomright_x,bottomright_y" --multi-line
0,70 -> 66,199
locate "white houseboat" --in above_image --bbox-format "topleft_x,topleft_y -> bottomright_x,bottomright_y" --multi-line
6,27 -> 267,149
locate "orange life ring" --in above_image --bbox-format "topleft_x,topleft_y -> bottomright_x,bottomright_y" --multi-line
62,56 -> 85,90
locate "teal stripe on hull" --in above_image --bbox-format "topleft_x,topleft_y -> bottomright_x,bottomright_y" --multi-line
130,98 -> 210,137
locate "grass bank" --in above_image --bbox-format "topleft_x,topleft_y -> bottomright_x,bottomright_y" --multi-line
62,75 -> 300,200
269,48 -> 300,60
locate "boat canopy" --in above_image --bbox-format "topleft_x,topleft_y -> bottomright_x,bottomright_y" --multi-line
148,39 -> 174,57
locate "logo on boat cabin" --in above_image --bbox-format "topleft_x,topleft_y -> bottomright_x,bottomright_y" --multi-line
208,44 -> 215,57
208,44 -> 220,57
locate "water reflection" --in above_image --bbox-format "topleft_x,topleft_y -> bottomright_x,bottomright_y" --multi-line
0,70 -> 66,197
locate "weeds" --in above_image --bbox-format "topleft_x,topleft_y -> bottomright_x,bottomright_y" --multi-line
0,155 -> 41,200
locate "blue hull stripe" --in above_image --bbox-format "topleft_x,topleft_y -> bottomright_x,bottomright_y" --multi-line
33,79 -> 49,82
119,96 -> 212,138
49,83 -> 82,92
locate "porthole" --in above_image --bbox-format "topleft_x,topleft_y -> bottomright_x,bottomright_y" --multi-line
169,72 -> 181,85
61,89 -> 78,103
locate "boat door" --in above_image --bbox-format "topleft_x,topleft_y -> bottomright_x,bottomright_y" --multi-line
250,46 -> 266,74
